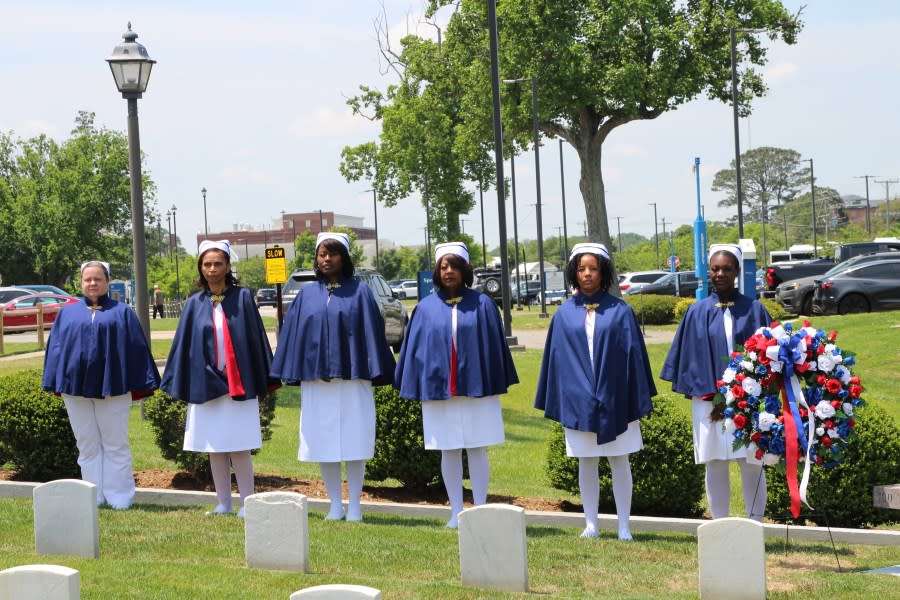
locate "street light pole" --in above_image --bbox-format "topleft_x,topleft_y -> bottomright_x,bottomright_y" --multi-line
201,187 -> 208,238
730,27 -> 766,238
166,210 -> 172,256
367,188 -> 379,270
805,159 -> 817,256
107,23 -> 155,341
649,202 -> 659,268
478,182 -> 487,269
510,154 -> 522,310
559,139 -> 569,263
171,204 -> 180,300
614,216 -> 623,253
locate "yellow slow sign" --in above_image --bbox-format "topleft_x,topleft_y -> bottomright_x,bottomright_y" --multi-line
264,246 -> 288,284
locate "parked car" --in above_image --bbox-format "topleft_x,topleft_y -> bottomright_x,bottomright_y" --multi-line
764,258 -> 836,296
472,267 -> 505,304
833,240 -> 900,263
623,271 -> 700,297
776,252 -> 900,315
280,268 -> 408,352
618,270 -> 669,294
255,288 -> 278,307
1,293 -> 80,331
20,284 -> 71,296
387,279 -> 407,299
0,287 -> 34,304
510,280 -> 543,305
396,280 -> 418,300
539,288 -> 568,305
812,258 -> 900,315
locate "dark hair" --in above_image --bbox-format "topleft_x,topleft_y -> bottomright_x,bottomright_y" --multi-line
196,248 -> 239,291
313,239 -> 355,280
432,254 -> 474,289
566,252 -> 614,293
710,250 -> 740,271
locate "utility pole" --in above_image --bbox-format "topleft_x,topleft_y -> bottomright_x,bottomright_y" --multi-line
614,216 -> 623,253
855,175 -> 878,234
874,178 -> 898,227
649,203 -> 659,269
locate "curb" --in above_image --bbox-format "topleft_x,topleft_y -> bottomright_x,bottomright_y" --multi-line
2,481 -> 898,545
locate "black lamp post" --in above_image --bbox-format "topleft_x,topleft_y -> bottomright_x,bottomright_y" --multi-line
107,22 -> 155,341
171,204 -> 181,300
166,210 -> 172,256
510,154 -> 522,309
649,202 -> 659,268
201,187 -> 208,237
558,139 -> 569,262
504,76 -> 548,318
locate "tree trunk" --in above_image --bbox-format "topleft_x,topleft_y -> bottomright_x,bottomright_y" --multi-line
572,127 -> 613,249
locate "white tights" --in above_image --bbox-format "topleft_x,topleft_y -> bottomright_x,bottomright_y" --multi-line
209,451 -> 254,512
441,447 -> 490,528
705,459 -> 767,521
578,455 -> 633,540
320,460 -> 367,521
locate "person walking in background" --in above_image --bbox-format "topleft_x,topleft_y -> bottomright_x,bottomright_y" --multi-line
161,240 -> 279,518
270,232 -> 395,522
152,284 -> 165,319
661,243 -> 771,521
394,242 -> 518,528
42,260 -> 160,509
535,243 -> 655,540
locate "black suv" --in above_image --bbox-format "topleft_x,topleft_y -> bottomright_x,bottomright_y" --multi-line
255,288 -> 277,307
280,268 -> 407,352
624,271 -> 700,297
473,267 -> 505,304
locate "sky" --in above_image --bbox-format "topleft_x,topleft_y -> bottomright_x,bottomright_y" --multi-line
2,1 -> 899,254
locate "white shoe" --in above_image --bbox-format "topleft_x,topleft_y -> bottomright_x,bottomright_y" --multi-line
580,527 -> 600,539
236,507 -> 245,519
205,505 -> 232,516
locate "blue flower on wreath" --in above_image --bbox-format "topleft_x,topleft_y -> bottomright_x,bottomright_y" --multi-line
765,395 -> 781,414
724,407 -> 734,418
837,423 -> 851,438
844,356 -> 856,366
748,396 -> 760,409
768,435 -> 786,455
756,365 -> 768,376
784,322 -> 794,333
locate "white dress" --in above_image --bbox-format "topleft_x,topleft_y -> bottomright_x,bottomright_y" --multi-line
183,302 -> 261,452
690,306 -> 755,464
298,378 -> 375,461
564,306 -> 643,458
420,301 -> 505,450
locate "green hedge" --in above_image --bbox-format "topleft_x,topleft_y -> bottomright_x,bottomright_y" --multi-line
765,404 -> 900,528
545,395 -> 704,517
0,369 -> 80,480
624,295 -> 681,325
144,389 -> 278,480
366,385 -> 442,491
671,296 -> 786,325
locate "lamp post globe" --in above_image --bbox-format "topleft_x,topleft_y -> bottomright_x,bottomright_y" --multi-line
107,23 -> 155,342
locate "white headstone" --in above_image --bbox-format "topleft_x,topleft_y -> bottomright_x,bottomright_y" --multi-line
458,503 -> 528,593
0,564 -> 80,600
698,518 -> 766,600
33,480 -> 99,558
244,491 -> 309,572
873,485 -> 900,510
289,584 -> 382,599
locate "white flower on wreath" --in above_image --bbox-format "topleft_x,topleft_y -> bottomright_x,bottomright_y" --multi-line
842,402 -> 854,417
725,390 -> 736,405
770,325 -> 786,339
758,411 -> 777,432
722,368 -> 737,384
837,367 -> 851,385
816,426 -> 825,437
827,428 -> 840,439
769,360 -> 784,373
724,419 -> 736,435
740,360 -> 754,372
748,351 -> 758,361
817,354 -> 836,373
825,344 -> 843,364
815,402 -> 836,419
764,453 -> 781,466
742,377 -> 762,398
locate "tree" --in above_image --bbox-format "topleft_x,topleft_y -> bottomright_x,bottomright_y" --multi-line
768,185 -> 847,246
0,114 -> 157,285
421,0 -> 800,253
712,146 -> 810,227
329,226 -> 367,268
291,230 -> 317,271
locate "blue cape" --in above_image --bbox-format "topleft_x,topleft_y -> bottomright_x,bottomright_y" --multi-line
160,287 -> 279,404
660,291 -> 771,398
394,288 -> 518,400
42,294 -> 160,399
270,277 -> 396,386
534,291 -> 656,444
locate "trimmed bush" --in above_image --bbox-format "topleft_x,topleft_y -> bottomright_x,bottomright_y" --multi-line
0,369 -> 80,480
366,385 -> 442,491
144,389 -> 278,480
760,297 -> 787,322
765,404 -> 900,528
545,395 -> 704,517
624,294 -> 681,325
674,297 -> 695,322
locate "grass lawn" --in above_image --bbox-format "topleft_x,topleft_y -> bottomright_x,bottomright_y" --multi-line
1,496 -> 899,599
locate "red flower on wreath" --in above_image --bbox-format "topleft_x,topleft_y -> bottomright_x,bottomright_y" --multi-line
816,374 -> 826,386
822,437 -> 833,447
825,379 -> 842,394
850,385 -> 863,399
731,385 -> 745,399
733,414 -> 747,429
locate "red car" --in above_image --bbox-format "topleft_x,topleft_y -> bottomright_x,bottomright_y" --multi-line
1,293 -> 79,331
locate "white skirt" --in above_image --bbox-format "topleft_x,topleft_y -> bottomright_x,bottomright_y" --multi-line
299,379 -> 375,462
421,395 -> 505,450
691,396 -> 750,463
183,395 -> 261,452
564,421 -> 643,458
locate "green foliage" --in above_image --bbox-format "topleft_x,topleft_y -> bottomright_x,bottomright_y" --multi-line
674,297 -> 695,322
0,369 -> 79,480
233,257 -> 267,292
760,297 -> 787,322
545,396 -> 704,517
143,390 -> 278,480
366,385 -> 442,491
377,246 -> 428,280
624,294 -> 681,325
765,404 -> 900,528
329,225 -> 367,268
291,230 -> 317,271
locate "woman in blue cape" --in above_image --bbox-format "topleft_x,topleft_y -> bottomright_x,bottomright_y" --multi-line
161,240 -> 279,518
271,232 -> 395,522
661,244 -> 771,521
42,260 -> 160,509
535,243 -> 655,540
394,242 -> 518,528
